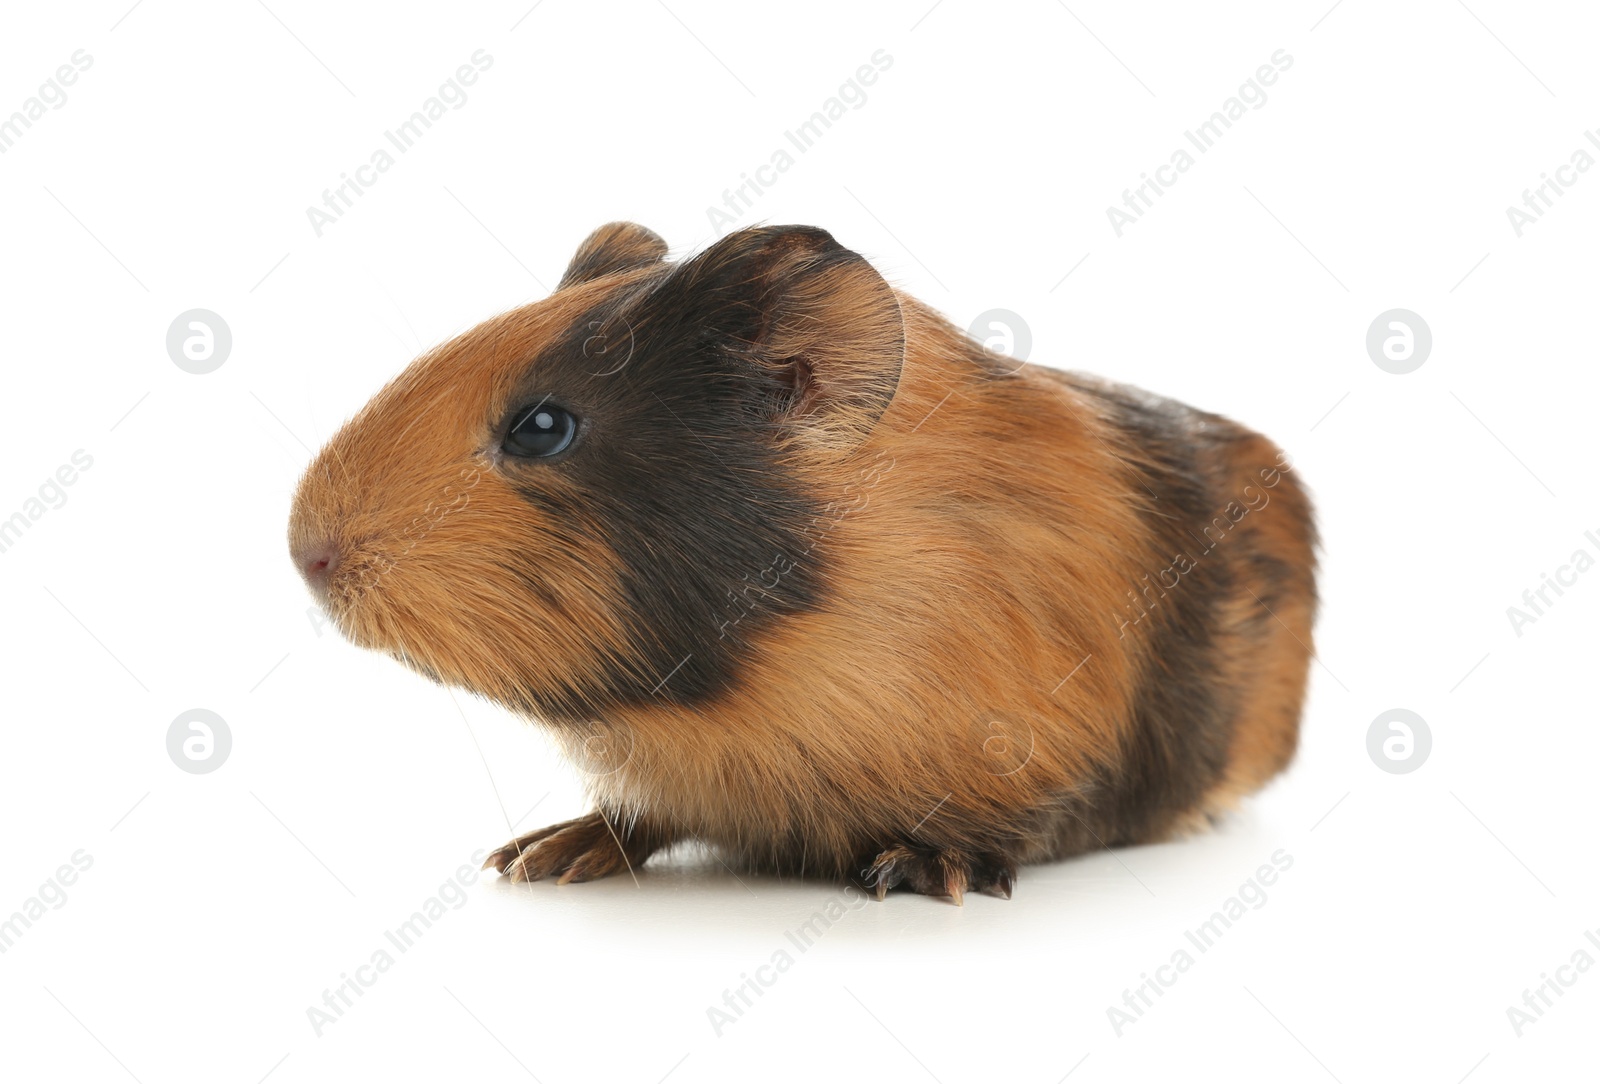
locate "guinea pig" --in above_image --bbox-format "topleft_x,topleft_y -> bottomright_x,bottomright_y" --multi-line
288,222 -> 1318,903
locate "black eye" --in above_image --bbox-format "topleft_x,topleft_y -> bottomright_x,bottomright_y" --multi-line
503,402 -> 578,458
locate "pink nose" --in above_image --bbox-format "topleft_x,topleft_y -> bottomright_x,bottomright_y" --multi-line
293,540 -> 340,592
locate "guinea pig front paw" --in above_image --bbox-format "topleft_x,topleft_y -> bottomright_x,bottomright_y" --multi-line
482,811 -> 663,885
861,845 -> 1018,905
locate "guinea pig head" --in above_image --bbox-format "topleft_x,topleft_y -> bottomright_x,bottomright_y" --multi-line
288,223 -> 905,722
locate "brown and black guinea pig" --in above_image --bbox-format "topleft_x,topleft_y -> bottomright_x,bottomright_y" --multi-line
288,222 -> 1318,903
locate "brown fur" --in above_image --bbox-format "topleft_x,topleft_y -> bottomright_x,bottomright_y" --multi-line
289,223 -> 1318,902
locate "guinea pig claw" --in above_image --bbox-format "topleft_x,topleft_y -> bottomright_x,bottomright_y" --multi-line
860,859 -> 895,900
863,846 -> 913,900
556,863 -> 589,886
483,847 -> 519,874
970,859 -> 1017,900
936,855 -> 969,906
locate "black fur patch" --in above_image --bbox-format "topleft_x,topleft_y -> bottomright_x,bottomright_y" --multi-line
499,283 -> 828,720
1062,377 -> 1239,843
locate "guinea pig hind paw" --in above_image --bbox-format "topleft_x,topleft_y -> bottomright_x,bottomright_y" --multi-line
863,846 -> 1017,904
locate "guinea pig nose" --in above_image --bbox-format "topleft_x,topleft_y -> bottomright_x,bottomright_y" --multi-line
294,540 -> 341,591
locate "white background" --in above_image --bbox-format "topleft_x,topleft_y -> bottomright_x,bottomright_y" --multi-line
2,1 -> 1596,1081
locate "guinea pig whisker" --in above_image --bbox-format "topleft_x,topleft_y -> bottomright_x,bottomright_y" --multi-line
591,808 -> 640,888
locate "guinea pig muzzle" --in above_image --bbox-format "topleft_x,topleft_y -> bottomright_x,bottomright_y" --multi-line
291,537 -> 340,597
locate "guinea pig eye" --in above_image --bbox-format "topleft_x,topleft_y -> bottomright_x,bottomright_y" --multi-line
503,402 -> 578,458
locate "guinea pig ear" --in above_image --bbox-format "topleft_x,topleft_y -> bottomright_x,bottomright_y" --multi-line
653,225 -> 906,454
558,222 -> 669,289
